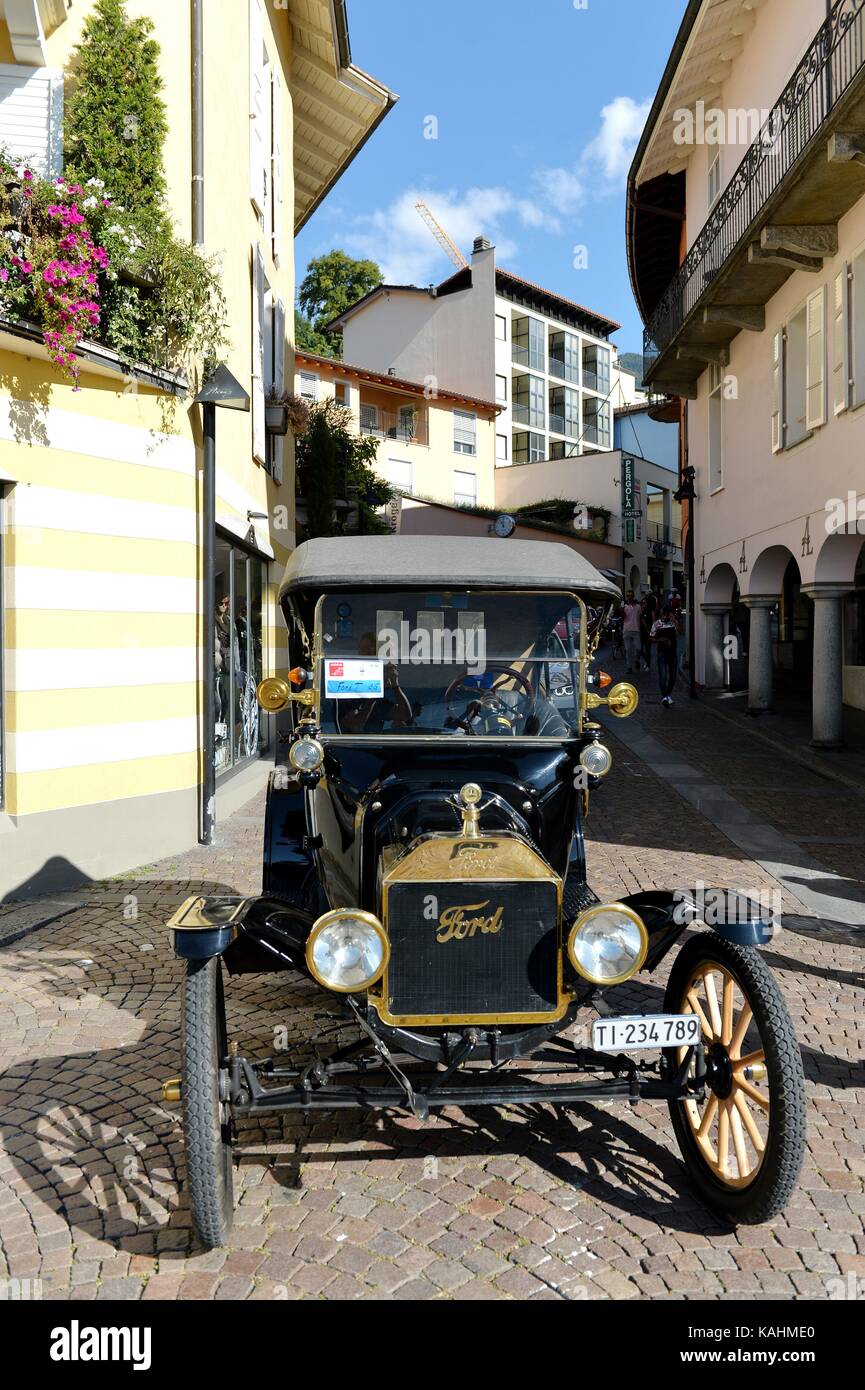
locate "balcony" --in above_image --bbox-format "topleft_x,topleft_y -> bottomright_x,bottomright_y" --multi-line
513,402 -> 545,429
549,413 -> 579,439
359,404 -> 429,446
644,0 -> 865,395
549,356 -> 579,383
512,343 -> 545,371
582,368 -> 610,393
647,522 -> 683,547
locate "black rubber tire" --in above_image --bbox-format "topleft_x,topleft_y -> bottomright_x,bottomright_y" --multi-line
181,957 -> 234,1248
663,934 -> 805,1225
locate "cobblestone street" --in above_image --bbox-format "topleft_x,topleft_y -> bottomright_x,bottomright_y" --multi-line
1,674 -> 863,1302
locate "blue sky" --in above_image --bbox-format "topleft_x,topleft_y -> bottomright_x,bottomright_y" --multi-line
295,0 -> 684,355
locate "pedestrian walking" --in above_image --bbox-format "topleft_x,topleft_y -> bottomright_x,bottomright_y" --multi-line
640,592 -> 656,671
651,604 -> 681,706
622,589 -> 642,673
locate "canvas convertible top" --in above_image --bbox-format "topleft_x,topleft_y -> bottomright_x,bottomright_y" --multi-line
279,536 -> 621,603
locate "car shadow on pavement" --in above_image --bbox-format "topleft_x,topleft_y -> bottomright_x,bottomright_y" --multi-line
4,890 -> 849,1264
0,923 -> 744,1257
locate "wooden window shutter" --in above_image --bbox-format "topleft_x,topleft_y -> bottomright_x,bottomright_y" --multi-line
249,0 -> 266,214
805,286 -> 826,430
771,329 -> 784,453
833,267 -> 850,415
271,70 -> 283,265
252,244 -> 266,463
0,64 -> 64,177
273,297 -> 286,483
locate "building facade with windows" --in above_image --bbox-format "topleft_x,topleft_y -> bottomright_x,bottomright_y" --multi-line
494,450 -> 683,598
294,350 -> 499,510
629,0 -> 865,742
0,0 -> 394,899
327,237 -> 630,475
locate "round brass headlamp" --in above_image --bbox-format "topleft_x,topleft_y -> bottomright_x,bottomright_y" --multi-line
305,909 -> 389,994
257,676 -> 291,712
567,903 -> 648,986
289,736 -> 324,773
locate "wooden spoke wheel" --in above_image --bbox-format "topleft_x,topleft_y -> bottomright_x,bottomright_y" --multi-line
663,934 -> 805,1224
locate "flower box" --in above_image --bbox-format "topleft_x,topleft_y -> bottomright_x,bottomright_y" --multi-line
265,403 -> 289,436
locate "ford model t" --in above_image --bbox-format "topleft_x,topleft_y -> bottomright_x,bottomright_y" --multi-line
167,537 -> 804,1248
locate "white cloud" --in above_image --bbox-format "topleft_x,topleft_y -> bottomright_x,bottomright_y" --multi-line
584,95 -> 652,184
341,186 -> 548,284
534,94 -> 651,216
533,167 -> 585,216
336,96 -> 650,285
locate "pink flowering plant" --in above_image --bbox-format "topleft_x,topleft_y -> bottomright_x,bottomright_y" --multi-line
0,153 -> 226,382
0,159 -> 116,378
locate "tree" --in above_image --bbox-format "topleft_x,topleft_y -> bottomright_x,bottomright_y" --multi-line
297,250 -> 383,351
294,308 -> 334,358
64,0 -> 169,229
296,400 -> 392,538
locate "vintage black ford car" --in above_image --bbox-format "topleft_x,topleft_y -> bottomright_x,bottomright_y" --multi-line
167,537 -> 805,1249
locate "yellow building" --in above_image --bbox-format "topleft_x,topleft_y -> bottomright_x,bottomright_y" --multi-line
295,350 -> 500,511
0,0 -> 394,899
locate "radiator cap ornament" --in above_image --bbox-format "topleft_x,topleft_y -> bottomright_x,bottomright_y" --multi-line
458,783 -> 486,838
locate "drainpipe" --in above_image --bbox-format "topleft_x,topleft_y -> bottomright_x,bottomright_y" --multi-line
191,0 -> 204,245
193,0 -> 209,841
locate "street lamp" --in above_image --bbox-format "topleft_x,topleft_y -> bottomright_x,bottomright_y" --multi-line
195,365 -> 250,846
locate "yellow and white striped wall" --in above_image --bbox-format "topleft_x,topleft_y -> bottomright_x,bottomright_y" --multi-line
0,349 -> 292,900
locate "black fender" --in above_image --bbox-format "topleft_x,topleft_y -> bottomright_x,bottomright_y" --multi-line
263,770 -> 327,913
621,888 -> 775,974
170,891 -> 319,975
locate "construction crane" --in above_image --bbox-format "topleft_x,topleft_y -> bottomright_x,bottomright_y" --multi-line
415,200 -> 469,271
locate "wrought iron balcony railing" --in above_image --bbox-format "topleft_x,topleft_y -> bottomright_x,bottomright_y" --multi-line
644,0 -> 865,378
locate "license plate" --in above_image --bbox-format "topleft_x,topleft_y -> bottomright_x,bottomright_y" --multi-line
591,1013 -> 702,1053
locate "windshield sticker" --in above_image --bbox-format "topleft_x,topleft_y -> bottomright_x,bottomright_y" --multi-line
325,658 -> 385,699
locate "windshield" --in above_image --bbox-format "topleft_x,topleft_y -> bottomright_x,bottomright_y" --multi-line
316,590 -> 589,737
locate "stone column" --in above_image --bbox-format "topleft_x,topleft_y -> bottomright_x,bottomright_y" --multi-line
743,596 -> 778,715
802,584 -> 852,749
701,603 -> 730,690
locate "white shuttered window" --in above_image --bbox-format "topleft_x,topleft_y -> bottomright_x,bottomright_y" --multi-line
852,248 -> 865,407
771,330 -> 784,453
0,64 -> 63,177
833,266 -> 851,415
805,286 -> 826,430
272,296 -> 286,483
252,244 -> 266,463
249,0 -> 266,214
271,71 -> 283,264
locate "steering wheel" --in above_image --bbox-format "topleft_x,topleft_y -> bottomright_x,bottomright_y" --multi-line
445,663 -> 535,734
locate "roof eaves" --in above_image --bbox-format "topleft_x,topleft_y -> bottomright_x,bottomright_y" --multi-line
294,349 -> 501,413
495,268 -> 621,335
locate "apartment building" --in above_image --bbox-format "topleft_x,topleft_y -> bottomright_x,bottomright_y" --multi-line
0,0 -> 394,898
629,0 -> 865,745
294,350 -> 500,510
494,450 -> 682,598
327,238 -> 630,475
